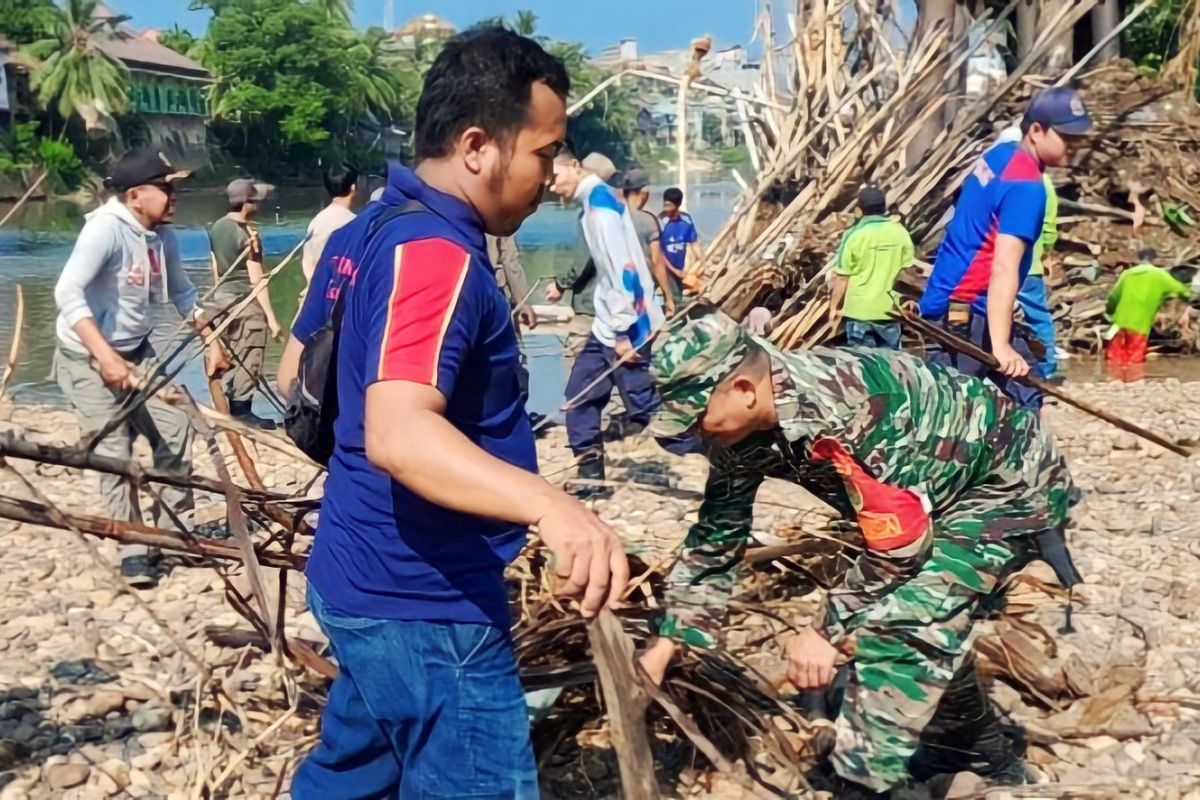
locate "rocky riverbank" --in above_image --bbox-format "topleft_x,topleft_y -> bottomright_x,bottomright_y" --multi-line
0,373 -> 1197,798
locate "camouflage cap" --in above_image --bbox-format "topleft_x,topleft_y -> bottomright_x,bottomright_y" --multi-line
649,309 -> 750,437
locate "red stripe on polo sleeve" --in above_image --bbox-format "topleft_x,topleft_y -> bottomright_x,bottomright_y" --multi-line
376,238 -> 471,384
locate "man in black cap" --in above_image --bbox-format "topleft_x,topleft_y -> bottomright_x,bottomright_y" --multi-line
624,167 -> 677,315
53,148 -> 229,587
828,185 -> 914,349
920,86 -> 1093,410
209,178 -> 282,429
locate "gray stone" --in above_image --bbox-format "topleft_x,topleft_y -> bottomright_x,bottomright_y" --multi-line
130,706 -> 172,733
45,764 -> 89,790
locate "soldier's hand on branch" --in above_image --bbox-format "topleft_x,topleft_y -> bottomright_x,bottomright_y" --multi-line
545,283 -> 564,304
639,637 -> 678,687
535,494 -> 629,619
992,342 -> 1030,378
786,626 -> 838,689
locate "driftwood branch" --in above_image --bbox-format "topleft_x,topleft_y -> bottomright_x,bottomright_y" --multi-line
0,496 -> 307,570
0,431 -> 281,500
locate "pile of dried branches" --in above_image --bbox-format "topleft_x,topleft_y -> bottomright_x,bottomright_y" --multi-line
691,0 -> 1200,356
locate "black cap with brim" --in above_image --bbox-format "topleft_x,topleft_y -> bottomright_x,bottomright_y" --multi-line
106,148 -> 191,192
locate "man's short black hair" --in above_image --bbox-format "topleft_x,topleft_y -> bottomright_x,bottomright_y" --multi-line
1138,247 -> 1159,262
323,164 -> 359,199
414,26 -> 569,163
663,187 -> 684,206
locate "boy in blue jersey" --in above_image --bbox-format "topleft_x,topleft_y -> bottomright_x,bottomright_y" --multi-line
660,186 -> 701,299
292,29 -> 629,799
550,149 -> 666,490
919,87 -> 1092,409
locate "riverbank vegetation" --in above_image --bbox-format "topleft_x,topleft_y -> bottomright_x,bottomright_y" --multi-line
0,0 -> 668,194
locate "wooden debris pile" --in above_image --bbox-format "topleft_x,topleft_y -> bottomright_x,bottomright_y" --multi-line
690,0 -> 1200,355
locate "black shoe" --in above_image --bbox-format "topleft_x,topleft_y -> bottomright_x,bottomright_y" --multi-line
528,412 -> 553,438
120,556 -> 159,589
566,454 -> 610,499
602,414 -> 647,442
229,400 -> 277,431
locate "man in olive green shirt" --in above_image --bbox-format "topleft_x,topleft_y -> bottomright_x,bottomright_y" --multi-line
828,186 -> 914,349
209,178 -> 281,430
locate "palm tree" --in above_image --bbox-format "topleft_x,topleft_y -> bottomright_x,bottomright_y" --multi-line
513,10 -> 538,36
315,0 -> 353,24
345,28 -> 400,122
26,0 -> 130,128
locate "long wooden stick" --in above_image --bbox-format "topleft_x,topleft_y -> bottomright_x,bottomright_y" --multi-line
898,311 -> 1195,458
0,431 -> 280,499
0,495 -> 305,570
587,609 -> 661,800
0,285 -> 24,398
0,172 -> 48,230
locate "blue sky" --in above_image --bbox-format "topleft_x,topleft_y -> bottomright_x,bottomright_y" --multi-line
110,0 -> 763,55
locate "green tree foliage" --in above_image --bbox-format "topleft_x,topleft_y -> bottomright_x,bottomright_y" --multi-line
1125,0 -> 1190,72
549,40 -> 638,166
158,24 -> 198,57
701,112 -> 724,146
195,0 -> 406,175
0,121 -> 40,172
26,0 -> 130,124
0,0 -> 56,45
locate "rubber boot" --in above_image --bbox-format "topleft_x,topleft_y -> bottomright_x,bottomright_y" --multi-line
229,399 -> 278,431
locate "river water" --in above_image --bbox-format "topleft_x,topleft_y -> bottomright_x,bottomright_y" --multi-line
0,182 -> 741,414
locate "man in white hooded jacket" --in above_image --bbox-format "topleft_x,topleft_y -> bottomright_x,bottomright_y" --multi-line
549,150 -> 665,490
53,149 -> 228,587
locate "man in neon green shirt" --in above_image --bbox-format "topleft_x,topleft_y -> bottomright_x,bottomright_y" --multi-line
1105,248 -> 1191,364
829,186 -> 915,349
1017,172 -> 1060,378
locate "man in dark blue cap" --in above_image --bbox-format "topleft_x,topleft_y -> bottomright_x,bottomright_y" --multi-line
919,86 -> 1092,409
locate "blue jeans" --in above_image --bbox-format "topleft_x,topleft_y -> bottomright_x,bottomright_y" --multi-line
292,587 -> 538,799
564,333 -> 657,456
1016,274 -> 1057,379
845,319 -> 902,349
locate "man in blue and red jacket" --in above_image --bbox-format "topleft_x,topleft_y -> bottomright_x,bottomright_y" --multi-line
920,87 -> 1092,409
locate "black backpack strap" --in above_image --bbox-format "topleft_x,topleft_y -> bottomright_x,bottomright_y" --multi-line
328,198 -> 432,326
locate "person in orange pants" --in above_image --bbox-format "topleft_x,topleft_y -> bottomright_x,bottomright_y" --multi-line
1104,249 -> 1191,379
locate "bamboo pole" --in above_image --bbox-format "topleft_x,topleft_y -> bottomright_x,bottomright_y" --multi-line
0,172 -> 49,230
897,311 -> 1196,458
0,285 -> 24,398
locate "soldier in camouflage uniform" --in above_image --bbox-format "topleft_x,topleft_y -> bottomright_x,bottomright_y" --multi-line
640,308 -> 1080,793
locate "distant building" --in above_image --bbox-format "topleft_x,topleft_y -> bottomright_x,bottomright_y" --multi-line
592,39 -> 763,151
91,4 -> 210,164
389,13 -> 457,56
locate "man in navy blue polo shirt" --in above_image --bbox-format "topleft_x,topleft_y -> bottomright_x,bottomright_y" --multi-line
292,29 -> 629,799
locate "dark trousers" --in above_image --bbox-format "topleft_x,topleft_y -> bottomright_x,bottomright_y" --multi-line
845,319 -> 902,350
564,333 -> 657,456
928,311 -> 1043,411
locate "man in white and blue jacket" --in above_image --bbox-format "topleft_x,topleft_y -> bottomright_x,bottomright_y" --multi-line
549,149 -> 666,489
